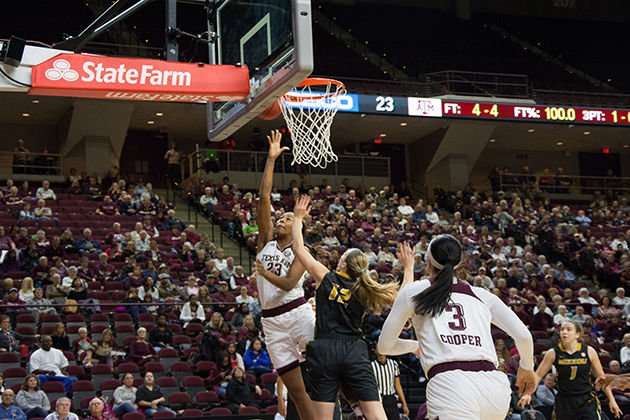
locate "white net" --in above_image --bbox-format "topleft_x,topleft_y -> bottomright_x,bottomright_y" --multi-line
280,80 -> 345,169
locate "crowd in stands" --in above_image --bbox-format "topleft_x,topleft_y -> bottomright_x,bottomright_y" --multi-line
0,167 -> 629,419
192,173 -> 630,418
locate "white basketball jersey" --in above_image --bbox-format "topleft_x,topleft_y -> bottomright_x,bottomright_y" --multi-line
408,279 -> 498,374
256,240 -> 304,310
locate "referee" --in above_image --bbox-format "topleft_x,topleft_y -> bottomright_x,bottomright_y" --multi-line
371,351 -> 409,420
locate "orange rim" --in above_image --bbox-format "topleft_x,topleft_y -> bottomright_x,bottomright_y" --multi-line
282,78 -> 346,102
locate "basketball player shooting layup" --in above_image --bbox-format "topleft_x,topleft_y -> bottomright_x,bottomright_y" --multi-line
255,129 -> 315,420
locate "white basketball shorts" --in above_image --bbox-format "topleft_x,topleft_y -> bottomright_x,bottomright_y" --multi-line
262,303 -> 315,375
426,369 -> 511,420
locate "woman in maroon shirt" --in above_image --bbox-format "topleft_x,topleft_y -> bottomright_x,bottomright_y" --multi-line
129,327 -> 156,367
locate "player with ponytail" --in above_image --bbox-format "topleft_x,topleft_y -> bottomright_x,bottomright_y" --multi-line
292,195 -> 411,420
378,234 -> 537,420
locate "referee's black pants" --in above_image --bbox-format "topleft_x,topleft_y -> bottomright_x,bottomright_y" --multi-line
381,394 -> 399,420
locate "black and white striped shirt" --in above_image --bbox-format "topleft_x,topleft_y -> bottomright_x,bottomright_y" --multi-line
371,358 -> 399,396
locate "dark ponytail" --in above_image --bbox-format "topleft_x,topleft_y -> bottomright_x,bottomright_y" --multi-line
412,235 -> 462,317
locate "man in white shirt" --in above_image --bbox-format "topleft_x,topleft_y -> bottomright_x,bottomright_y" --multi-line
30,336 -> 76,392
611,233 -> 629,252
36,180 -> 57,200
396,198 -> 414,217
614,288 -> 630,307
213,248 -> 227,271
44,397 -> 78,420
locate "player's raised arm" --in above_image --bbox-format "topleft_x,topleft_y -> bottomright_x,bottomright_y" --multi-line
257,129 -> 289,248
255,257 -> 306,292
377,284 -> 420,355
478,288 -> 536,396
396,242 -> 415,292
292,195 -> 328,288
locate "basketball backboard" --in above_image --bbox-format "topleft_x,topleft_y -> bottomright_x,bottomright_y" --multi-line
207,0 -> 313,142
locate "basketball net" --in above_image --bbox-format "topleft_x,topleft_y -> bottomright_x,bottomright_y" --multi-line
280,78 -> 346,169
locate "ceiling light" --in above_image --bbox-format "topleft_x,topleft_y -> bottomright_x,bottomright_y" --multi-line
624,144 -> 629,148
380,133 -> 387,137
489,138 -> 496,143
31,100 -> 39,104
155,112 -> 164,117
528,129 -> 535,133
22,113 -> 30,117
400,122 -> 407,126
583,131 -> 590,135
147,121 -> 155,125
556,141 -> 564,146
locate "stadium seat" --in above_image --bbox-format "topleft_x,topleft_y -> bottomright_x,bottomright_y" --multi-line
169,361 -> 192,385
182,376 -> 206,399
156,377 -> 179,400
152,412 -> 175,419
181,409 -> 204,418
42,381 -> 66,403
99,379 -> 122,401
65,365 -> 85,379
157,348 -> 179,370
122,413 -> 145,420
4,367 -> 26,387
16,314 -> 37,330
113,312 -> 134,324
0,353 -> 20,371
137,313 -> 155,323
117,362 -> 140,375
167,392 -> 190,411
65,313 -> 85,327
71,380 -> 95,408
209,407 -> 232,416
90,313 -> 110,326
91,364 -> 113,390
115,324 -> 136,342
40,314 -> 61,328
238,406 -> 260,415
195,391 -> 218,410
104,281 -> 124,291
264,405 -> 278,415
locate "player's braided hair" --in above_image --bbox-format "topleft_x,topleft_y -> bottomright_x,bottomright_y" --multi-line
412,235 -> 462,317
345,249 -> 397,313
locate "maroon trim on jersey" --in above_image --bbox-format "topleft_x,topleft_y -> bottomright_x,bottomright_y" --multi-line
427,360 -> 496,380
262,297 -> 307,318
276,359 -> 300,376
427,278 -> 483,303
452,280 -> 483,303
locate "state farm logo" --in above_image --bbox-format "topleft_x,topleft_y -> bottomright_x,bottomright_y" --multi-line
43,58 -> 192,87
45,59 -> 79,82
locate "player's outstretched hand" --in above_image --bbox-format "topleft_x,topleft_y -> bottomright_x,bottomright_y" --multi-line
267,129 -> 289,160
396,242 -> 414,268
294,195 -> 311,219
515,367 -> 537,396
596,374 -> 630,391
517,394 -> 531,409
609,399 -> 623,418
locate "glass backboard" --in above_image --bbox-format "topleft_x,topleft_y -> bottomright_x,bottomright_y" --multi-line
207,0 -> 313,142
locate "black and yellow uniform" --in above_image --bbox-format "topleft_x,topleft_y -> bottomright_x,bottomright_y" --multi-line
306,271 -> 380,403
552,342 -> 601,420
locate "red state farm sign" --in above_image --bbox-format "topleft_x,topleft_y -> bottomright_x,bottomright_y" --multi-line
30,53 -> 250,103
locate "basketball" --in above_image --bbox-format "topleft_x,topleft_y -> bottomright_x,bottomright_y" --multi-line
259,100 -> 282,120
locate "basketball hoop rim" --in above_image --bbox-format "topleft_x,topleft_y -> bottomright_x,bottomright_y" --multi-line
281,77 -> 346,102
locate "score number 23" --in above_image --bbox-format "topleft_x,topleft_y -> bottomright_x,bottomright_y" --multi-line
376,96 -> 395,112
